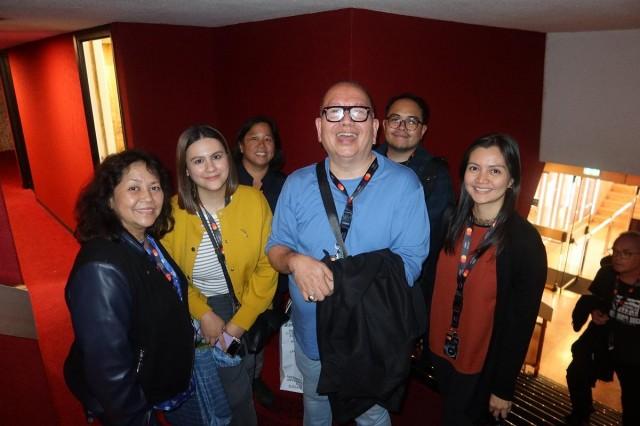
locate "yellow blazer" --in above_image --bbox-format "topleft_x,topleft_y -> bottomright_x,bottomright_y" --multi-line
162,185 -> 277,331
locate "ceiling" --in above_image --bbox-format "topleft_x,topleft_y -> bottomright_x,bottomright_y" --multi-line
1,0 -> 640,50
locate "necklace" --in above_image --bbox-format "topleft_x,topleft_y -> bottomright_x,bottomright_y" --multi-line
472,215 -> 497,226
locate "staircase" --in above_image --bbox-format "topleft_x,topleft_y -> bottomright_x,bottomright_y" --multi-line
591,183 -> 637,229
510,374 -> 621,425
411,362 -> 622,425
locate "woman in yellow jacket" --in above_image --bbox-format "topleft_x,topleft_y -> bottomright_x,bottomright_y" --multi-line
163,124 -> 277,426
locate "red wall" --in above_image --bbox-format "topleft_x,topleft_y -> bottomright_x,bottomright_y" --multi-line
201,9 -> 544,212
8,8 -> 545,227
351,10 -> 546,212
9,35 -> 94,228
111,23 -> 219,174
212,10 -> 354,170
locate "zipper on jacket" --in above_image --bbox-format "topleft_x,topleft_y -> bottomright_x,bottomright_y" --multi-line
135,348 -> 145,374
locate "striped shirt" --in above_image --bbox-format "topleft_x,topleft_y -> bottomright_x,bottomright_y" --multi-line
192,213 -> 228,297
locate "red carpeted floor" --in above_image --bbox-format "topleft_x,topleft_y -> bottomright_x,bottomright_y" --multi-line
0,150 -> 85,425
0,334 -> 58,425
0,150 -> 443,425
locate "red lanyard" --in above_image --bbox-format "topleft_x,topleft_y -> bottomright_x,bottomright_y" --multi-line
328,158 -> 378,241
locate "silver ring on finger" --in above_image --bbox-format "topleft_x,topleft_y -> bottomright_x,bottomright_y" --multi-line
307,294 -> 316,302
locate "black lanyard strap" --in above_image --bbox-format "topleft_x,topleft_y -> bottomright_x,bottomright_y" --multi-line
196,204 -> 240,310
316,162 -> 347,258
328,158 -> 378,242
449,218 -> 495,329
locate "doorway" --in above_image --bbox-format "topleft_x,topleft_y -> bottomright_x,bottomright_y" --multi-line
529,164 -> 639,292
530,162 -> 640,411
75,29 -> 126,164
0,53 -> 33,189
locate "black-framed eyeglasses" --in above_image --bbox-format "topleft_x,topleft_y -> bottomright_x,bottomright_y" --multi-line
386,115 -> 423,131
321,106 -> 372,122
610,248 -> 640,259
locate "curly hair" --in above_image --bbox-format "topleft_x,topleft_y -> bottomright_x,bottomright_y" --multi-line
74,150 -> 174,242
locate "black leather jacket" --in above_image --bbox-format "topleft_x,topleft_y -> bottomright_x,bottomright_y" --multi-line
64,231 -> 194,426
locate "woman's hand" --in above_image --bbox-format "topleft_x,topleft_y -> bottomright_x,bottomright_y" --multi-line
591,309 -> 609,325
224,321 -> 245,339
199,310 -> 225,346
489,394 -> 512,420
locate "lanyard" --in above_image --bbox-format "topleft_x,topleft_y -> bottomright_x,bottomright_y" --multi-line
143,235 -> 184,302
449,218 -> 495,329
328,158 -> 378,242
196,205 -> 240,310
201,208 -> 225,260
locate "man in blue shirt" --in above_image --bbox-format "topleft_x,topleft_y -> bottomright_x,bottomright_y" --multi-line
267,81 -> 429,426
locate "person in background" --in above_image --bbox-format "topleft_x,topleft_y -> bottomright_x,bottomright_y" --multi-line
376,93 -> 454,369
566,231 -> 640,426
64,150 -> 194,426
234,115 -> 286,211
429,133 -> 547,425
267,81 -> 429,425
163,124 -> 277,426
233,115 -> 287,407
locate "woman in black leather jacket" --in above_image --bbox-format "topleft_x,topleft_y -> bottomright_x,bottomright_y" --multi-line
64,150 -> 194,426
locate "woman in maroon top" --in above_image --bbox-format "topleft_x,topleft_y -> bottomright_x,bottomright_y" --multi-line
429,133 -> 547,425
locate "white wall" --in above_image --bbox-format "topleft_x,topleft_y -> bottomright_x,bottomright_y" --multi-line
540,30 -> 640,175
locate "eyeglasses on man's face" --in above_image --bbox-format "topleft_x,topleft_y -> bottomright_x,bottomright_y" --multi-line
321,106 -> 372,122
610,248 -> 640,259
385,115 -> 423,132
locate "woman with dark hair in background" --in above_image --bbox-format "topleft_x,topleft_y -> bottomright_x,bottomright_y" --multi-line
233,115 -> 286,211
429,133 -> 547,425
233,115 -> 287,406
163,124 -> 277,426
64,150 -> 194,426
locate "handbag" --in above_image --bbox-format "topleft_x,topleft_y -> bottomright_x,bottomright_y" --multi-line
196,205 -> 287,354
279,302 -> 303,393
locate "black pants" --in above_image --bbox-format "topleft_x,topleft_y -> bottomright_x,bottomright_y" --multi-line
617,363 -> 640,426
431,352 -> 481,426
567,354 -> 640,425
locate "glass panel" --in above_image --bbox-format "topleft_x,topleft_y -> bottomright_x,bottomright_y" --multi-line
81,36 -> 125,161
529,170 -> 638,290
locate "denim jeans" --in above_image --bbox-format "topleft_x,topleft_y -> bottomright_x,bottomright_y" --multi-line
294,339 -> 391,426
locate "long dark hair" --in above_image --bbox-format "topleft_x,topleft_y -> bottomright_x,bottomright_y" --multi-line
176,124 -> 238,214
74,150 -> 174,242
443,133 -> 521,255
233,115 -> 284,171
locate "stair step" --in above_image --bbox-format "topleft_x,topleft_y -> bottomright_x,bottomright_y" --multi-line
411,363 -> 622,426
605,192 -> 634,203
610,183 -> 636,194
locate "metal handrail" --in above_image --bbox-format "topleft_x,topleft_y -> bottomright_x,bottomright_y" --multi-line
584,195 -> 638,240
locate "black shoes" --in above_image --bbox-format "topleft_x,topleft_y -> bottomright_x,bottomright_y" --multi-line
253,377 -> 275,407
565,410 -> 592,425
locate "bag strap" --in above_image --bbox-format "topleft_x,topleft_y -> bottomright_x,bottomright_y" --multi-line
315,161 -> 348,258
196,204 -> 240,309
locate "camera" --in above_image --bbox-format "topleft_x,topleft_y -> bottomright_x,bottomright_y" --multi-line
443,330 -> 459,359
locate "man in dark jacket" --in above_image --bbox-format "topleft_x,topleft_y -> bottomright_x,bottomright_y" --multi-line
566,232 -> 640,426
376,93 -> 454,367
